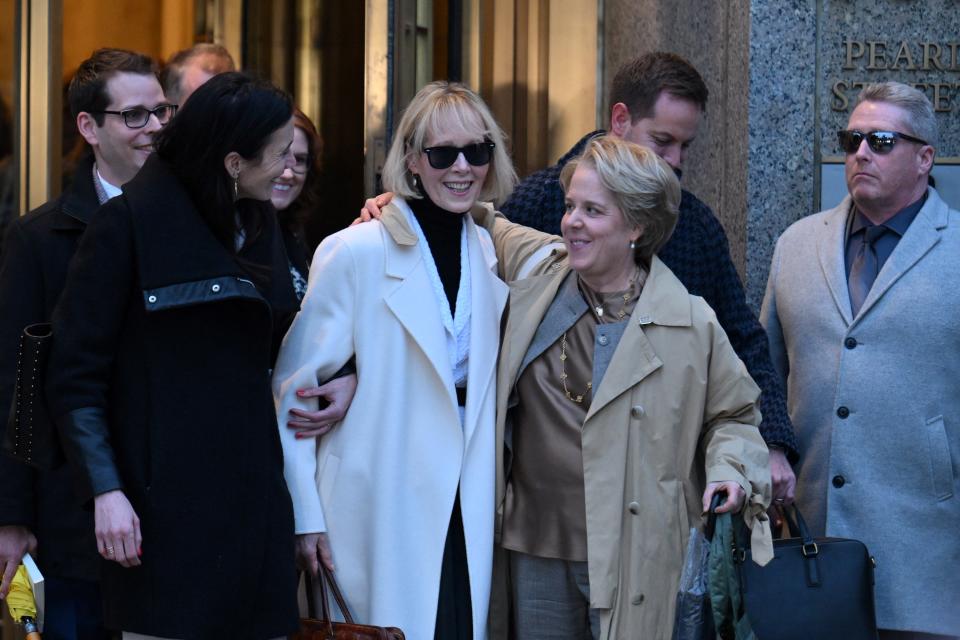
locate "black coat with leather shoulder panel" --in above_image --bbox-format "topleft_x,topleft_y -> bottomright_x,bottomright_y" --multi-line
47,153 -> 300,639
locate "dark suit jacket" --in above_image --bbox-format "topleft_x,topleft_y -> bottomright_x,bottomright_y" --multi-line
0,154 -> 101,581
500,130 -> 798,459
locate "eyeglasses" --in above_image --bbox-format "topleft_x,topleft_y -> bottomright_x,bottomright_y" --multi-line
422,142 -> 495,170
291,153 -> 310,175
837,129 -> 928,155
93,104 -> 178,129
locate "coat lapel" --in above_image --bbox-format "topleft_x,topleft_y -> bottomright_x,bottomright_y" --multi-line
854,189 -> 945,322
463,215 -> 508,446
502,270 -> 569,392
381,201 -> 456,394
518,272 -> 586,377
584,258 -> 683,422
815,198 -> 855,326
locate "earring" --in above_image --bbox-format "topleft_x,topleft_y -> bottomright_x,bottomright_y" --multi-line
629,240 -> 637,251
412,173 -> 422,192
232,173 -> 239,201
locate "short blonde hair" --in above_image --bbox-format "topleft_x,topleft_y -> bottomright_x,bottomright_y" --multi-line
560,136 -> 681,263
382,81 -> 517,205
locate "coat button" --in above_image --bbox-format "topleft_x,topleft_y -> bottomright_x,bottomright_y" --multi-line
832,475 -> 846,488
836,406 -> 850,419
844,337 -> 857,349
147,295 -> 157,304
598,335 -> 609,346
632,593 -> 645,605
631,405 -> 645,419
628,501 -> 640,515
211,283 -> 221,293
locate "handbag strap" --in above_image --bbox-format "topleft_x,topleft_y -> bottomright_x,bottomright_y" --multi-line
320,564 -> 356,624
704,491 -> 726,542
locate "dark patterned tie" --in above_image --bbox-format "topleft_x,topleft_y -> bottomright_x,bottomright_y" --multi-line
848,225 -> 887,316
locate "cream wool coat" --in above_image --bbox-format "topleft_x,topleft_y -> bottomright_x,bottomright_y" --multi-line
273,200 -> 508,640
475,214 -> 772,640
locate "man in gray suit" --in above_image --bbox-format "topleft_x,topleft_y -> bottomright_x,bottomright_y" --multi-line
761,82 -> 959,639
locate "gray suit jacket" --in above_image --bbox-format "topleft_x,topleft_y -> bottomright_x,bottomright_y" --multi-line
760,187 -> 960,635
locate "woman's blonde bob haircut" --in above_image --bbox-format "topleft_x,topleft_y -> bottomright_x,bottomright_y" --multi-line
560,136 -> 681,263
382,81 -> 517,205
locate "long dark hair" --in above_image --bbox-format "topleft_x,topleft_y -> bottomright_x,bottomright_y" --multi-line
154,72 -> 293,252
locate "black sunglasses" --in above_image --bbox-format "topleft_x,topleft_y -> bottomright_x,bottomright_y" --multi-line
837,129 -> 928,155
423,142 -> 495,169
92,104 -> 178,129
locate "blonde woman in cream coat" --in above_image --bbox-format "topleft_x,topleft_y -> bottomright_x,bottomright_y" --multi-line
272,82 -> 529,640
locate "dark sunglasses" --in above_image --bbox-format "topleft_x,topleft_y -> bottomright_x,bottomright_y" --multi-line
92,104 -> 178,129
423,142 -> 495,169
837,129 -> 928,155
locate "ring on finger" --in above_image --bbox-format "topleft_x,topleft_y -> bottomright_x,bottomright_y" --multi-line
775,498 -> 785,503
105,546 -> 115,555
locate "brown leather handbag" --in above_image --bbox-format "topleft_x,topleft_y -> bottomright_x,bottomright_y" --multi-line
294,565 -> 405,640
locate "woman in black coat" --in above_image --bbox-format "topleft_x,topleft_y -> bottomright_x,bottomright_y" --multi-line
48,73 -> 300,639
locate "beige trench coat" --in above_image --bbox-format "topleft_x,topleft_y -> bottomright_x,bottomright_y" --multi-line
490,247 -> 773,639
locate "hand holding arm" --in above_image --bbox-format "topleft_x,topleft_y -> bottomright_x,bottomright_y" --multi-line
0,526 -> 36,599
289,373 -> 358,438
94,490 -> 142,568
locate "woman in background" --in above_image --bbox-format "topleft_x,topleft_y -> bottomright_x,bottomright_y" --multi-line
271,107 -> 322,300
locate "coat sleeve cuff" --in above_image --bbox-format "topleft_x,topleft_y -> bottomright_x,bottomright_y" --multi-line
55,407 -> 123,505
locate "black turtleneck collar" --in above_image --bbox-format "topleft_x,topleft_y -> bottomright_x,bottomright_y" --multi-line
408,194 -> 465,316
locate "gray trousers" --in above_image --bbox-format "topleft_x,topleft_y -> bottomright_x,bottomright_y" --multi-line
509,550 -> 600,640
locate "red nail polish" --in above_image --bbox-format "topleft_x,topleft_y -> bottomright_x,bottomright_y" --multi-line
296,390 -> 305,396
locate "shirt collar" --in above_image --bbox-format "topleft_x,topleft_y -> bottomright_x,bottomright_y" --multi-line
95,166 -> 123,201
849,193 -> 926,239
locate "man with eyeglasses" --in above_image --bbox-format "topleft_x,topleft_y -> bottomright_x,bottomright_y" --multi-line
761,82 -> 959,640
0,48 -> 169,639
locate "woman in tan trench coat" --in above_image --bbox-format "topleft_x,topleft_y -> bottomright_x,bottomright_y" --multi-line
479,136 -> 773,640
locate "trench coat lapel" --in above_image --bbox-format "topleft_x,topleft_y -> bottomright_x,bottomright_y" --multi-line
816,197 -> 856,326
503,270 -> 570,391
518,272 -> 586,377
854,188 -> 945,322
584,258 -> 684,423
381,202 -> 456,394
463,213 -> 508,446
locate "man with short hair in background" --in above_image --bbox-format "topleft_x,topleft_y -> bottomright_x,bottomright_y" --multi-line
0,47 -> 172,639
501,52 -> 800,500
160,42 -> 235,106
762,81 -> 959,639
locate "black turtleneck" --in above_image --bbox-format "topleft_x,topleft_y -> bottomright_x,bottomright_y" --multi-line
409,195 -> 465,316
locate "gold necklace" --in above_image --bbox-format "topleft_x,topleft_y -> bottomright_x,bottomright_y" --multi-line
560,331 -> 591,404
562,268 -> 644,404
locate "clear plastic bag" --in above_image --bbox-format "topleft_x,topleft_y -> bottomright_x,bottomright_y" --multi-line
673,527 -> 715,640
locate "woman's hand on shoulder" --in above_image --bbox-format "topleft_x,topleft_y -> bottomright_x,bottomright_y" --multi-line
353,192 -> 394,225
296,532 -> 334,577
94,490 -> 142,568
702,481 -> 746,515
